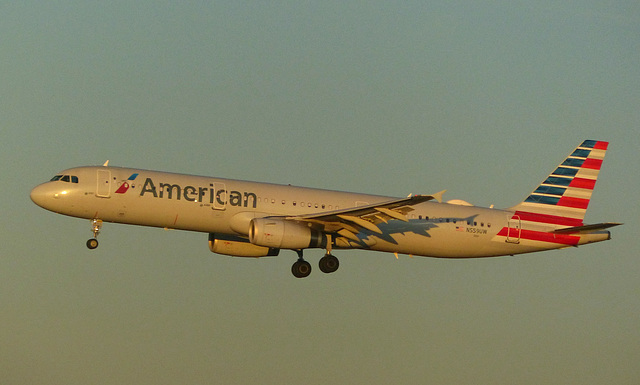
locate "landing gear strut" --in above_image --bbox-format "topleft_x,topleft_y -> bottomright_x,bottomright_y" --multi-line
87,219 -> 102,249
290,235 -> 341,277
319,234 -> 339,274
291,250 -> 312,278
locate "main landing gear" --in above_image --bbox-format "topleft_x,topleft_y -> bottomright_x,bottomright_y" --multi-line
319,253 -> 339,274
86,219 -> 102,249
291,238 -> 340,278
291,250 -> 312,278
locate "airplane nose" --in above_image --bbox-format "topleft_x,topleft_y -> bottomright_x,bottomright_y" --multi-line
30,184 -> 50,208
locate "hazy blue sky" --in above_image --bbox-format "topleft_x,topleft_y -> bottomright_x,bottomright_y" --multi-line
2,1 -> 639,384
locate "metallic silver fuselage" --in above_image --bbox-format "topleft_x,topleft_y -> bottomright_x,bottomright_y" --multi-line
31,166 -> 610,258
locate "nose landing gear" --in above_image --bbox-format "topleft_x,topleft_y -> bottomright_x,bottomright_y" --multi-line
86,219 -> 102,249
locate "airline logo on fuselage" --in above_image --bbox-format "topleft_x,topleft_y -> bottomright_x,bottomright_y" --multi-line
115,173 -> 139,194
139,177 -> 257,208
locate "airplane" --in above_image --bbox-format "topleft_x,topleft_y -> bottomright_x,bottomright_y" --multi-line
30,140 -> 621,278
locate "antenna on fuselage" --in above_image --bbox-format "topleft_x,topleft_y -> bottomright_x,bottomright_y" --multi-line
102,160 -> 109,167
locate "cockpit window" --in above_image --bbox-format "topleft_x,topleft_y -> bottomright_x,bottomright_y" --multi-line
50,175 -> 79,183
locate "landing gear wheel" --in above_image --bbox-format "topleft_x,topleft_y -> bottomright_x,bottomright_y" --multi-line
88,219 -> 103,249
319,254 -> 339,273
86,238 -> 99,249
291,260 -> 312,278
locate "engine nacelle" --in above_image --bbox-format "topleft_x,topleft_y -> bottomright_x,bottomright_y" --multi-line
249,218 -> 326,249
208,233 -> 279,258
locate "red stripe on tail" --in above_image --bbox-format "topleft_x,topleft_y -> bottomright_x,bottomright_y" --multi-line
569,178 -> 596,190
594,141 -> 608,150
582,158 -> 603,170
558,196 -> 590,209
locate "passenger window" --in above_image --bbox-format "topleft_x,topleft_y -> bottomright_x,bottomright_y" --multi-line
61,175 -> 70,182
71,176 -> 78,183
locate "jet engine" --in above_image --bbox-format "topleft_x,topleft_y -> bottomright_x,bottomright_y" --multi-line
249,218 -> 326,249
208,233 -> 279,257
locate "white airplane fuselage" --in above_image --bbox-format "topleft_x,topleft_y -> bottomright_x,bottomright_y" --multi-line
30,165 -> 611,262
31,140 -> 619,277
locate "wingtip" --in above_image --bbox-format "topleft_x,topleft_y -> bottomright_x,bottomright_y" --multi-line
432,190 -> 446,203
102,160 -> 110,167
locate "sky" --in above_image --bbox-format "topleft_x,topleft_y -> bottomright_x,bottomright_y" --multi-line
1,1 -> 639,384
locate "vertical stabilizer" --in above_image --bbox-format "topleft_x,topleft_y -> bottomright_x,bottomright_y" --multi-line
510,140 -> 608,226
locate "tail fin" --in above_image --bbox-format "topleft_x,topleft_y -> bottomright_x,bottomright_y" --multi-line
510,140 -> 608,226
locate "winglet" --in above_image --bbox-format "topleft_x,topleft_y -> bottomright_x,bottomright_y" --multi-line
103,160 -> 110,167
432,190 -> 446,203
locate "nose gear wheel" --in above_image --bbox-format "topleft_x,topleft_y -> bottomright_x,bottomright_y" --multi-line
87,219 -> 103,249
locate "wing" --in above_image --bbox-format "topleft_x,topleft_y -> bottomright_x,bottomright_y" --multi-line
283,191 -> 446,241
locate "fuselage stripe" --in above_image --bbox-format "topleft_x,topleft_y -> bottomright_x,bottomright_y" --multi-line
497,227 -> 580,245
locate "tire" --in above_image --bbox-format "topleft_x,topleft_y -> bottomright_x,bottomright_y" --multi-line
291,260 -> 312,278
86,238 -> 99,249
319,254 -> 339,273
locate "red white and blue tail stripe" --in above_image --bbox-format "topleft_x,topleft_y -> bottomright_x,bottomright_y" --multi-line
512,140 -> 608,223
499,140 -> 611,247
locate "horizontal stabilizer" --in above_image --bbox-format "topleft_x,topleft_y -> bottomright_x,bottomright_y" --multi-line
551,222 -> 622,234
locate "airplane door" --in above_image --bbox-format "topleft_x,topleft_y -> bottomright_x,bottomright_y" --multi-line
506,215 -> 521,244
213,182 -> 226,210
96,170 -> 111,198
